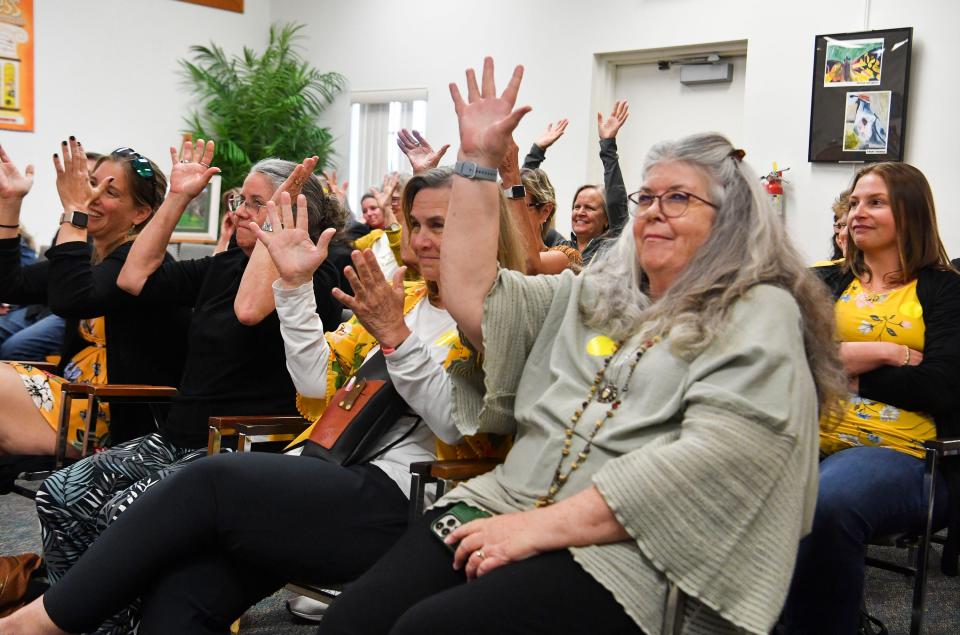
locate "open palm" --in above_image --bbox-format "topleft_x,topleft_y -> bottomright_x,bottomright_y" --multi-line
251,192 -> 334,287
450,58 -> 531,166
397,129 -> 450,174
168,139 -> 219,197
0,145 -> 34,200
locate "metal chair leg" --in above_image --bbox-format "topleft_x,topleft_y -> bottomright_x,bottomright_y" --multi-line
910,445 -> 938,635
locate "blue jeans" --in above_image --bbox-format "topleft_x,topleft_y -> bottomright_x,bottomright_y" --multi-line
0,309 -> 65,360
782,446 -> 950,634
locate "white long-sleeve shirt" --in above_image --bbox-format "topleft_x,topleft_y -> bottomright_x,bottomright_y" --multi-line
273,280 -> 462,498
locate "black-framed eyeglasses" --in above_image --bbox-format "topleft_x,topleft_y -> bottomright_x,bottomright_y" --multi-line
527,201 -> 545,210
833,220 -> 847,232
226,194 -> 267,214
627,190 -> 718,218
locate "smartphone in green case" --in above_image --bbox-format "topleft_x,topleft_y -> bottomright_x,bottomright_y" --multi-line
430,502 -> 491,552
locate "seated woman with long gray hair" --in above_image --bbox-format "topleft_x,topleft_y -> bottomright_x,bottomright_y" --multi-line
317,57 -> 846,635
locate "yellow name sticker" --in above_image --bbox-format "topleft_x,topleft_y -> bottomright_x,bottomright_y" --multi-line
586,335 -> 618,357
435,331 -> 460,348
899,301 -> 923,319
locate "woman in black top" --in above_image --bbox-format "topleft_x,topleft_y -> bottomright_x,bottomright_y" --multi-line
0,141 -> 192,455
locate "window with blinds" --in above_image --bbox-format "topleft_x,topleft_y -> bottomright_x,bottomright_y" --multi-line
347,89 -> 427,216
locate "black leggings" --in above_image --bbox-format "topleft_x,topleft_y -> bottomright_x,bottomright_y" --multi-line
319,507 -> 643,635
43,452 -> 410,634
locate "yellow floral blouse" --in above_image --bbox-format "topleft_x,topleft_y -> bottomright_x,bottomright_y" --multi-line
292,280 -> 510,461
820,278 -> 937,459
10,317 -> 111,450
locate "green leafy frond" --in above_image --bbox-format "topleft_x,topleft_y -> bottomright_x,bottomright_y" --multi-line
178,21 -> 345,189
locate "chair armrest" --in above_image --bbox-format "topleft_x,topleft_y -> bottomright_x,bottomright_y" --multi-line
60,383 -> 177,399
209,415 -> 309,433
1,360 -> 58,374
410,458 -> 501,481
234,421 -> 311,436
925,437 -> 960,455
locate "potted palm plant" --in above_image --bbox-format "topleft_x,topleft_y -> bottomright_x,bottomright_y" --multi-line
180,22 -> 345,190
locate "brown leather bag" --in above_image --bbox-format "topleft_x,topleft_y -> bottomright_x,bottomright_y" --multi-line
0,553 -> 42,617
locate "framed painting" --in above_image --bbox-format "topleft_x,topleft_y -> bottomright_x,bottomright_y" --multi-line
808,27 -> 913,163
172,175 -> 221,242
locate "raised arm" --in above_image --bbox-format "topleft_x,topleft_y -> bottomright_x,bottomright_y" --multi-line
234,156 -> 318,325
116,139 -> 219,295
598,101 -> 629,236
498,137 -> 567,275
0,144 -> 34,243
252,193 -> 337,397
522,118 -> 568,169
441,57 -> 531,350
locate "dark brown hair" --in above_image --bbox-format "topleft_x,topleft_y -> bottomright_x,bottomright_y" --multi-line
844,162 -> 953,285
94,152 -> 167,232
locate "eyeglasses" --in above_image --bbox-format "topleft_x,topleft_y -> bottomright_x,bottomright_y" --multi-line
527,201 -> 545,210
226,194 -> 267,214
833,220 -> 847,232
627,190 -> 718,218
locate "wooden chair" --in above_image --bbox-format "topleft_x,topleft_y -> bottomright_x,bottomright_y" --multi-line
9,383 -> 177,498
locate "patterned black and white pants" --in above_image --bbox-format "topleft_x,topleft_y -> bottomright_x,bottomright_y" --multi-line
35,432 -> 205,635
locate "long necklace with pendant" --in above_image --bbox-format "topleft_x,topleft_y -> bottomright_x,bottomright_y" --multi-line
535,336 -> 660,507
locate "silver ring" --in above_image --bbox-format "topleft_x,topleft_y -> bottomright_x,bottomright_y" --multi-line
179,159 -> 189,163
472,549 -> 486,560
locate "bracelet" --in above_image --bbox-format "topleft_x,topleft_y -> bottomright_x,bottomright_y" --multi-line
901,344 -> 910,366
0,223 -> 18,229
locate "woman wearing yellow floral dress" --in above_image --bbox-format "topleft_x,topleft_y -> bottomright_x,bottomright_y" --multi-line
785,162 -> 960,633
0,140 -> 190,456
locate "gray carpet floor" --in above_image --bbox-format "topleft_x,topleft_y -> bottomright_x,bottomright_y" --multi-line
3,482 -> 959,634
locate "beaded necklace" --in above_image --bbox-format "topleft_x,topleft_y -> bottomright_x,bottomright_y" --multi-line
535,335 -> 661,507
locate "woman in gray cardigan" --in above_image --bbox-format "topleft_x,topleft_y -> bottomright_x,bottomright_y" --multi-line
318,58 -> 846,635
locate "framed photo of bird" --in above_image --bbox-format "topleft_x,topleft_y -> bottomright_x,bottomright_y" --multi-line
808,27 -> 913,163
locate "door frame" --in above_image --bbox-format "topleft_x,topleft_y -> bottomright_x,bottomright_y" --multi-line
588,39 -> 749,180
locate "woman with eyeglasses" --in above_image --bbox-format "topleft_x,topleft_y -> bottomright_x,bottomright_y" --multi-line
783,163 -> 960,634
0,140 -> 205,456
313,58 -> 843,635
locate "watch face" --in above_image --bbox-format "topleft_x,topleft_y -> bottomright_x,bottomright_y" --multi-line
71,212 -> 89,228
506,185 -> 526,199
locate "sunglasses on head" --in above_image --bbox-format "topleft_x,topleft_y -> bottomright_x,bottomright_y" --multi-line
111,147 -> 156,180
111,147 -> 159,208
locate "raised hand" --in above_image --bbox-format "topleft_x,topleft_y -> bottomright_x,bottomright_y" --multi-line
274,155 -> 319,204
397,129 -> 450,174
534,118 -> 569,150
250,191 -> 336,289
598,100 -> 629,140
450,57 -> 531,168
168,138 -> 220,198
322,169 -> 348,203
331,249 -> 410,349
370,172 -> 400,225
0,145 -> 34,201
54,137 -> 103,210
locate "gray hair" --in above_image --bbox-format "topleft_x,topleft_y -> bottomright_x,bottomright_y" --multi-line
581,132 -> 845,407
250,158 -> 347,242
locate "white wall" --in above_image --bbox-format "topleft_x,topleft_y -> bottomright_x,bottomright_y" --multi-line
272,0 -> 960,262
0,0 -> 271,245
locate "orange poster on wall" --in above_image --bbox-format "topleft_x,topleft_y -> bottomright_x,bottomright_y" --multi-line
0,0 -> 33,131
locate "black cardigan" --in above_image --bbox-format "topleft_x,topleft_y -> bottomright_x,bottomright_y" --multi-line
0,238 -> 191,443
815,263 -> 960,574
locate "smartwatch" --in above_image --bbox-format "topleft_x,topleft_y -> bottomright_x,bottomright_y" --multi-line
503,185 -> 526,200
59,211 -> 89,229
453,161 -> 498,182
